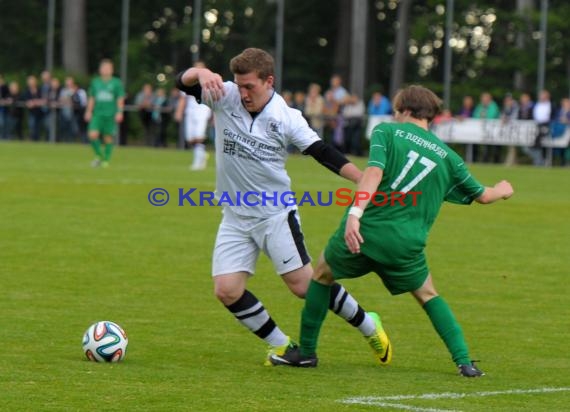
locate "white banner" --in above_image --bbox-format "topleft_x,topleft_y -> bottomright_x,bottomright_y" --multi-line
431,119 -> 537,146
366,116 -> 539,147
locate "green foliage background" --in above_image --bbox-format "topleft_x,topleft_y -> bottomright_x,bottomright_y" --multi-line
2,0 -> 570,108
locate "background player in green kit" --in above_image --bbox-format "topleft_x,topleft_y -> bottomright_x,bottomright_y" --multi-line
84,59 -> 125,168
270,85 -> 514,377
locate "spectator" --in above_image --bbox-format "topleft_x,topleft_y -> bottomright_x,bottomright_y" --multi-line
58,76 -> 78,142
49,77 -> 61,102
168,87 -> 181,147
39,70 -> 52,139
328,74 -> 348,104
151,87 -> 170,148
292,90 -> 305,113
501,93 -> 519,121
39,70 -> 51,94
473,92 -> 500,162
456,95 -> 474,119
550,97 -> 570,165
524,89 -> 552,166
72,81 -> 88,142
518,93 -> 534,120
0,74 -> 9,139
367,91 -> 391,115
135,83 -> 154,145
342,94 -> 365,156
327,74 -> 349,150
46,77 -> 61,141
6,81 -> 24,139
501,93 -> 519,166
473,92 -> 500,119
322,90 -> 339,146
23,75 -> 44,141
304,83 -> 325,136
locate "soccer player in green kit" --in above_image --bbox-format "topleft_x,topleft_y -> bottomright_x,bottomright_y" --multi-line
84,59 -> 125,168
270,85 -> 514,377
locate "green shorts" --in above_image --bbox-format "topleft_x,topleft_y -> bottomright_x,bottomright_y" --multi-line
88,115 -> 117,137
324,229 -> 429,295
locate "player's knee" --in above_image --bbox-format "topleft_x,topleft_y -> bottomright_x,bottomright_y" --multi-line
312,268 -> 334,285
214,283 -> 243,305
312,254 -> 334,284
413,289 -> 439,306
289,283 -> 306,299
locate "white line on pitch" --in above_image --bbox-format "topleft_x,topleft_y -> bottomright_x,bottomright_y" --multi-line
342,401 -> 457,412
339,387 -> 570,411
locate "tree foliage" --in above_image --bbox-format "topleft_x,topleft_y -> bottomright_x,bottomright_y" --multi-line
2,0 -> 570,109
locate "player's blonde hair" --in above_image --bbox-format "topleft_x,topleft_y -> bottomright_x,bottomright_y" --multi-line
392,85 -> 442,122
230,48 -> 274,81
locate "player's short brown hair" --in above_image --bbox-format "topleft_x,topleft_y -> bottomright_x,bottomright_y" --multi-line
392,85 -> 442,122
229,48 -> 274,81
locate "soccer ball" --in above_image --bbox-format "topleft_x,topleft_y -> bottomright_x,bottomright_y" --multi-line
82,321 -> 128,362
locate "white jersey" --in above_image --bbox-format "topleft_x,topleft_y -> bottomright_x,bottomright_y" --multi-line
205,82 -> 320,218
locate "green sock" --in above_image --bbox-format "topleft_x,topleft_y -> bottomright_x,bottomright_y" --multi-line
90,139 -> 103,158
299,280 -> 332,357
103,142 -> 114,162
423,296 -> 471,365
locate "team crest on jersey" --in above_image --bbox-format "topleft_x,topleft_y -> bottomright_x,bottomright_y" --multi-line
266,119 -> 283,139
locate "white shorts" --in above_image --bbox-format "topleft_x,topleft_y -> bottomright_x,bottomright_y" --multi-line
212,208 -> 311,276
184,104 -> 211,142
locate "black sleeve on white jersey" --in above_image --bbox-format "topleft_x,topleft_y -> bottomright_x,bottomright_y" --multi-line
175,71 -> 203,103
302,140 -> 350,175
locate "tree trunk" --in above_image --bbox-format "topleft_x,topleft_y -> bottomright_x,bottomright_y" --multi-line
513,0 -> 534,92
333,0 -> 352,86
389,0 -> 412,99
349,0 -> 368,98
62,0 -> 87,75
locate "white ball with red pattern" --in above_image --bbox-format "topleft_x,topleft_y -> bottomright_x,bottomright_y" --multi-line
82,321 -> 128,362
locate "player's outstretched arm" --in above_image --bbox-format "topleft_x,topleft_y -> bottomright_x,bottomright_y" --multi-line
176,67 -> 224,101
303,141 -> 362,184
339,163 -> 363,184
475,180 -> 514,204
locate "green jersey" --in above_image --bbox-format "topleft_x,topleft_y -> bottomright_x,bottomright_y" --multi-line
88,76 -> 125,117
354,121 -> 484,262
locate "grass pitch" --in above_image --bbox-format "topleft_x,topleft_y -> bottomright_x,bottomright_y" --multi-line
1,141 -> 569,411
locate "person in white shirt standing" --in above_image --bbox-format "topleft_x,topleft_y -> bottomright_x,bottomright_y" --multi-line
175,48 -> 391,366
525,89 -> 552,166
175,61 -> 213,170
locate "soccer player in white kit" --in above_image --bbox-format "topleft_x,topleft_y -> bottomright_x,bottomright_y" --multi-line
175,61 -> 212,170
175,48 -> 390,365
